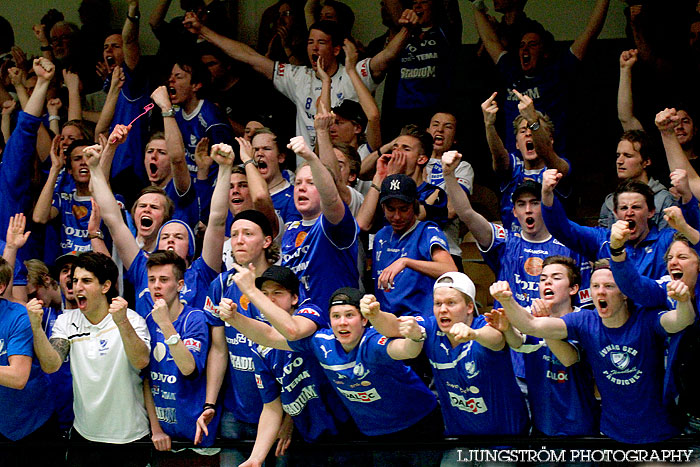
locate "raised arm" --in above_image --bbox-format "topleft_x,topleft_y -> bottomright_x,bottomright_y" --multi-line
231,263 -> 317,341
288,136 -> 346,224
151,299 -> 196,375
315,104 -> 351,205
26,299 -> 69,374
218,298 -> 292,351
481,92 -> 511,174
236,137 -> 279,237
32,135 -> 62,224
343,40 -> 382,151
359,294 -> 401,338
184,12 -> 274,80
25,58 -> 55,118
95,66 -> 125,140
86,144 -> 140,269
656,108 -> 700,198
152,86 -> 191,194
570,0 -> 610,61
123,0 -> 142,70
109,297 -> 150,370
368,10 -> 418,81
661,280 -> 697,334
448,320 -> 505,352
63,70 -> 82,122
201,144 -> 234,272
442,151 -> 494,248
513,89 -> 570,176
2,214 -> 31,300
490,281 -> 568,340
472,4 -> 506,64
387,316 -> 425,360
617,49 -> 643,131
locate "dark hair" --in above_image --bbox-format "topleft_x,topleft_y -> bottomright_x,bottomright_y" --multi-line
147,250 -> 187,282
323,0 -> 355,34
309,20 -> 344,47
252,127 -> 279,150
542,255 -> 581,288
665,232 -> 700,264
103,29 -> 122,42
147,131 -> 166,146
174,55 -> 209,91
518,19 -> 555,56
131,186 -> 175,222
0,16 -> 14,53
612,180 -> 655,212
620,130 -> 653,163
591,258 -> 611,273
0,256 -> 11,290
73,252 -> 119,301
65,139 -> 94,159
400,124 -> 433,161
63,119 -> 95,141
333,142 -> 361,176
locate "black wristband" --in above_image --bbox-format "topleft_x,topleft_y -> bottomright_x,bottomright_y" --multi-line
609,245 -> 625,257
40,45 -> 52,52
371,183 -> 381,192
203,403 -> 216,412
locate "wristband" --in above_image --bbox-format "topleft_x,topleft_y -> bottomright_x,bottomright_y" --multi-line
471,0 -> 487,12
203,403 -> 216,412
127,13 -> 141,22
40,45 -> 52,52
48,115 -> 61,122
409,326 -> 427,342
609,245 -> 626,257
161,108 -> 176,118
371,183 -> 381,192
242,159 -> 257,169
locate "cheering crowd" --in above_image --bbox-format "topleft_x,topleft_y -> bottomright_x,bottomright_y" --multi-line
2,0 -> 700,465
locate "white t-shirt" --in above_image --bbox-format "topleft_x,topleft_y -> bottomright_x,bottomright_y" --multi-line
52,308 -> 150,443
272,59 -> 378,152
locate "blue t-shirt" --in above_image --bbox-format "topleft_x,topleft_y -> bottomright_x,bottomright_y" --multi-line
281,206 -> 359,313
163,177 -> 200,231
42,306 -> 74,430
202,270 -> 265,424
271,183 -> 301,227
52,190 -> 96,254
373,220 -> 449,318
517,312 -> 599,436
423,315 -> 528,436
562,307 -> 680,443
146,306 -> 216,446
288,327 -> 438,436
127,250 -> 218,318
0,299 -> 54,441
251,303 -> 350,442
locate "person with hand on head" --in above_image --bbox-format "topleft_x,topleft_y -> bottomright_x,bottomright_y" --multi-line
492,260 -> 694,444
198,210 -> 279,465
88,140 -> 232,317
215,265 -> 355,466
599,129 -> 677,229
482,89 -> 571,232
183,10 -> 413,149
27,252 -> 151,465
542,166 -> 700,281
142,250 -> 216,461
282,134 -> 360,314
361,272 -> 527,465
485,256 -> 599,437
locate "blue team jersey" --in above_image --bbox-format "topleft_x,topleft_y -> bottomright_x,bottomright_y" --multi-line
202,270 -> 265,424
251,303 -> 350,442
146,306 -> 216,446
543,196 -> 700,281
373,220 -> 449,318
271,183 -> 301,227
281,206 -> 359,313
517,315 -> 599,436
481,223 -> 592,307
416,181 -> 449,228
288,327 -> 438,436
42,306 -> 74,429
0,299 -> 54,441
562,307 -> 680,443
175,99 -> 234,179
423,315 -> 528,436
127,251 -> 218,318
52,190 -> 95,253
109,64 -> 150,182
163,177 -> 200,231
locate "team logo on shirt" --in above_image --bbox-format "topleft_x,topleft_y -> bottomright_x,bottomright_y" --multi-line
204,296 -> 217,316
295,231 -> 307,247
239,294 -> 250,311
464,360 -> 480,379
338,387 -> 381,403
377,336 -> 388,345
601,345 -> 642,385
493,224 -> 506,240
610,351 -> 630,370
98,339 -> 110,356
255,374 -> 264,389
353,363 -> 370,379
72,205 -> 88,220
297,307 -> 320,318
523,257 -> 544,276
448,391 -> 487,414
277,63 -> 286,76
183,338 -> 201,352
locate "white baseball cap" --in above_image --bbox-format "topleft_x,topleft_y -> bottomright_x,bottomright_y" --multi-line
433,272 -> 478,314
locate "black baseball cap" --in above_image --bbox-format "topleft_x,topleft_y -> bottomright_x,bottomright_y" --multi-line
332,100 -> 367,129
329,287 -> 363,309
511,179 -> 542,203
379,174 -> 417,205
255,266 -> 299,296
52,252 -> 79,279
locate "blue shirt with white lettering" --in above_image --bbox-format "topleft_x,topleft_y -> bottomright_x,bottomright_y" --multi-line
423,314 -> 528,436
562,307 -> 679,443
373,220 -> 449,318
203,270 -> 264,424
163,177 -> 200,231
146,306 -> 216,446
251,303 -> 350,442
288,327 -> 438,436
281,205 -> 359,313
270,183 -> 301,227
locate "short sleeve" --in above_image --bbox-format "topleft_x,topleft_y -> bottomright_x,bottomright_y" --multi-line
182,310 -> 210,374
7,311 -> 33,357
202,277 -> 225,327
252,347 -> 281,403
287,334 -> 315,354
321,204 -> 358,249
294,304 -> 328,329
272,62 -> 304,100
128,310 -> 151,347
355,58 -> 379,91
51,313 -> 70,341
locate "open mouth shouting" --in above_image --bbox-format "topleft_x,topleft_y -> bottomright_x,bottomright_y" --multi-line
140,216 -> 154,229
76,294 -> 88,310
670,269 -> 684,281
524,216 -> 536,228
433,134 -> 445,147
542,288 -> 554,298
597,299 -> 608,311
311,54 -> 319,68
